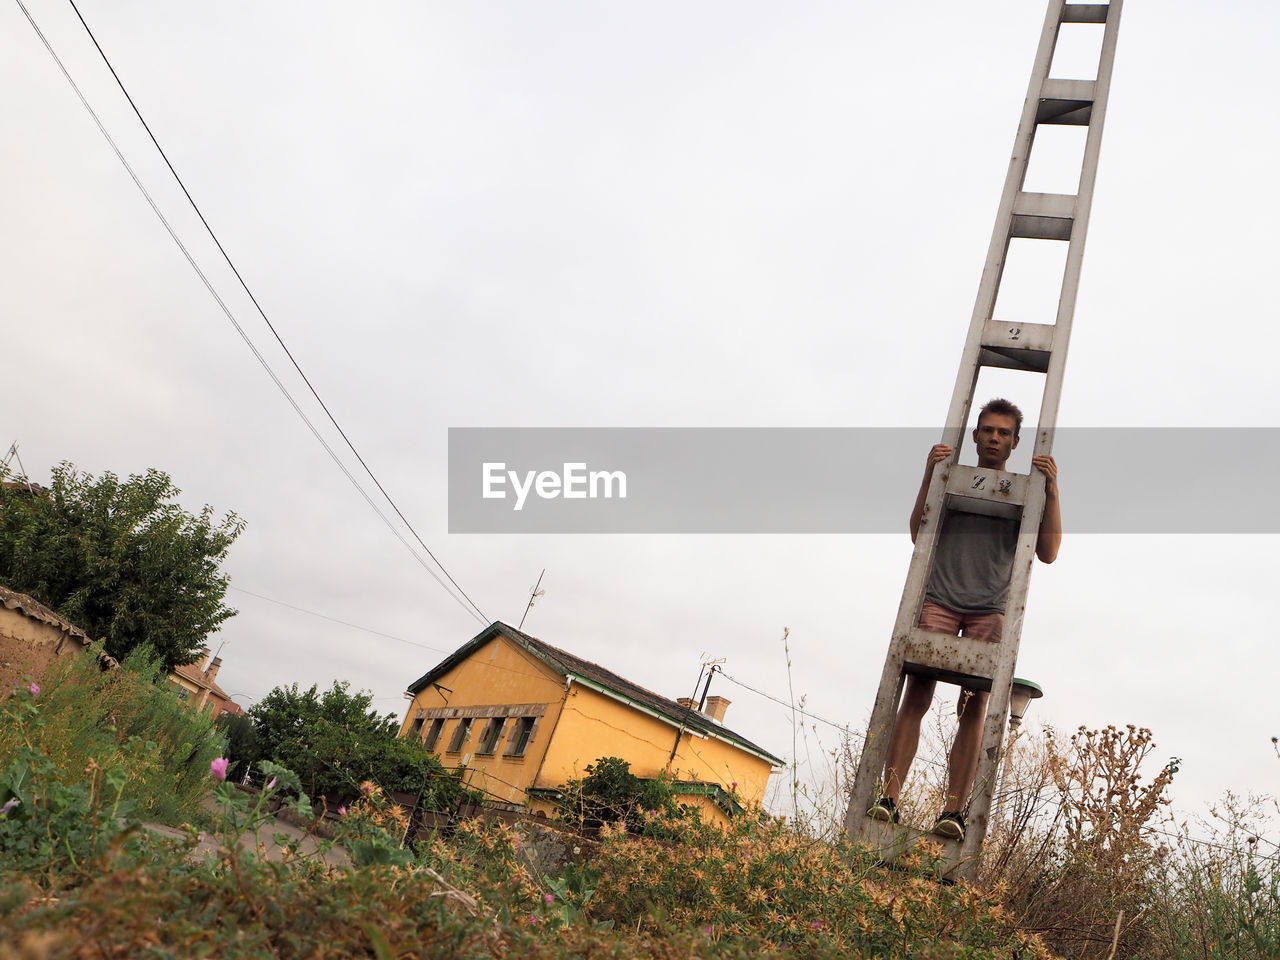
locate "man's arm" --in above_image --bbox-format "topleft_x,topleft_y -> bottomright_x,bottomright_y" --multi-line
1032,454 -> 1061,563
909,444 -> 953,543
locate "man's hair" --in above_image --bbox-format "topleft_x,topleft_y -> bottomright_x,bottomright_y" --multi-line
977,397 -> 1024,438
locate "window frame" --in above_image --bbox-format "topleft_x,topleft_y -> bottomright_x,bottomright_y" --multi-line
504,716 -> 537,758
476,718 -> 506,756
446,718 -> 472,753
422,717 -> 445,751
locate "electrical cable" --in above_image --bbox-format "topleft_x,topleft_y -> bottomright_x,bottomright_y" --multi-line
717,669 -> 855,737
229,587 -> 556,686
63,0 -> 490,626
14,0 -> 489,626
229,586 -> 453,655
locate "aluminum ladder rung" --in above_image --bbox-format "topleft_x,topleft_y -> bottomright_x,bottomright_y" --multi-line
903,628 -> 1004,689
1038,78 -> 1096,125
1010,192 -> 1077,241
980,320 -> 1055,373
1062,3 -> 1110,24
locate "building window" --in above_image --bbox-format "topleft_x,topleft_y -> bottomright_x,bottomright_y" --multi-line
447,718 -> 472,753
423,718 -> 445,751
410,717 -> 425,738
476,718 -> 506,756
504,717 -> 537,758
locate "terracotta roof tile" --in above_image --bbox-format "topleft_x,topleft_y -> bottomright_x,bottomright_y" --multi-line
0,584 -> 93,646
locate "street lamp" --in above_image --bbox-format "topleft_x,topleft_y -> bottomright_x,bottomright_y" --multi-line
992,678 -> 1043,828
1008,678 -> 1044,732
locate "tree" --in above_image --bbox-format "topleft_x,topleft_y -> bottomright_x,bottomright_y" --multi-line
215,711 -> 261,784
245,680 -> 469,809
0,462 -> 244,671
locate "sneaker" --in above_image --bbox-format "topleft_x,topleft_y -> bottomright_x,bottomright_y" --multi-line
867,797 -> 899,824
931,811 -> 965,841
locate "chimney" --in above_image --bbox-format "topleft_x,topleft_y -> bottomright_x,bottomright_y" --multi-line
204,656 -> 222,683
702,695 -> 731,723
195,647 -> 210,671
676,697 -> 697,711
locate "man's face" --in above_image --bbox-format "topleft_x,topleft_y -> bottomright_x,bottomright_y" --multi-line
973,412 -> 1019,468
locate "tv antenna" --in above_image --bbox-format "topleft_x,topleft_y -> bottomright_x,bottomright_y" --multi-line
518,569 -> 546,630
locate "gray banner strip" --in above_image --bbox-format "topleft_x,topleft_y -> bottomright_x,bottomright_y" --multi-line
448,428 -> 1278,533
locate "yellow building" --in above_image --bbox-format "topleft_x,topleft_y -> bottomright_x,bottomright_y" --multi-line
400,622 -> 781,825
169,648 -> 243,718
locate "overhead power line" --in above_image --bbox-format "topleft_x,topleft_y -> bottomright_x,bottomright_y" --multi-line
14,0 -> 489,626
229,586 -> 453,656
718,669 -> 854,736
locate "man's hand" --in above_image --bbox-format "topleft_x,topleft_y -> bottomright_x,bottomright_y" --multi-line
911,444 -> 954,542
925,443 -> 953,475
1032,454 -> 1061,562
1031,454 -> 1058,499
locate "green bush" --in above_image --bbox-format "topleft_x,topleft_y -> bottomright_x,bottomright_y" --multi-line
557,756 -> 687,833
243,680 -> 474,811
0,646 -> 222,825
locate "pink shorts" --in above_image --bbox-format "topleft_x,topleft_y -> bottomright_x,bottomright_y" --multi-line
919,601 -> 1004,644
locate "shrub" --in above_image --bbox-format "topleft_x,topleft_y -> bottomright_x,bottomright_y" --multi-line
583,805 -> 1052,958
991,724 -> 1176,959
557,756 -> 685,833
0,646 -> 222,825
243,680 -> 473,810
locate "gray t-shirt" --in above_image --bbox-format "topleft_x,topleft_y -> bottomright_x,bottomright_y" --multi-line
925,509 -> 1019,615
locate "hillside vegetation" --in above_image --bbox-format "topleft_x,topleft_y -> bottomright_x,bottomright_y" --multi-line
2,651 -> 1277,959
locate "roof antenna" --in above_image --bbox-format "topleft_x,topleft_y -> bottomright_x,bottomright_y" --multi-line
1,443 -> 35,493
518,569 -> 546,630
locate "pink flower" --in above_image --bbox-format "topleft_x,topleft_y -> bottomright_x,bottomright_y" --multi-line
810,920 -> 824,931
27,682 -> 39,697
210,758 -> 229,781
544,893 -> 555,906
0,798 -> 19,816
265,777 -> 277,791
338,805 -> 348,817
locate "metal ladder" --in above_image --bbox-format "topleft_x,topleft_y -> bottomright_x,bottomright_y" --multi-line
843,0 -> 1124,882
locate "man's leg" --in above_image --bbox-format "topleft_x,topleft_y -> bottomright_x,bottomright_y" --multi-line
881,675 -> 936,802
943,688 -> 990,811
940,609 -> 1003,816
878,601 -> 961,805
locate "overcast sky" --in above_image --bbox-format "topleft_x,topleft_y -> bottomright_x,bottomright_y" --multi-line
3,0 -> 1277,831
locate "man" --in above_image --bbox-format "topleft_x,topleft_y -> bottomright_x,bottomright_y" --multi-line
868,397 -> 1060,840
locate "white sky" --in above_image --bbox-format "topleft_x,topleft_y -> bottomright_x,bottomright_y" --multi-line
3,0 -> 1277,827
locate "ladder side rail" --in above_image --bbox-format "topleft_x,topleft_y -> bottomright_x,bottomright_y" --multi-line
1035,0 -> 1124,447
847,0 -> 1065,842
968,0 -> 1125,878
846,2 -> 1126,880
939,0 -> 1067,454
846,473 -> 957,830
960,2 -> 1125,873
952,497 -> 1047,874
844,629 -> 912,833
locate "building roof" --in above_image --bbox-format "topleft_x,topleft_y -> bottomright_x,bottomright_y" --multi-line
0,584 -> 93,646
171,661 -> 240,711
1,481 -> 44,495
407,621 -> 782,766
